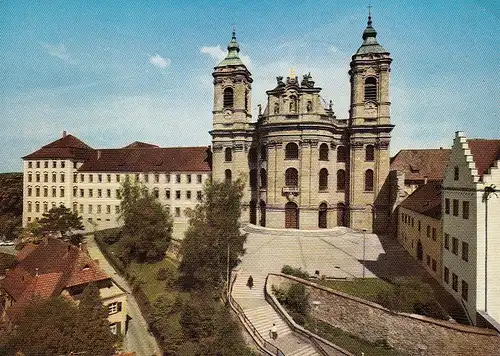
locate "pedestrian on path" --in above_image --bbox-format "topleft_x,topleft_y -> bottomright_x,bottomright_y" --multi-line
246,275 -> 254,289
270,323 -> 278,340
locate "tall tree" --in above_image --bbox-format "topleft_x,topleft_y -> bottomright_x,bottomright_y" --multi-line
118,177 -> 173,262
179,178 -> 246,291
38,205 -> 84,239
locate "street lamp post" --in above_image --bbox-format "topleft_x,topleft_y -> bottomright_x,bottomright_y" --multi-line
362,228 -> 367,278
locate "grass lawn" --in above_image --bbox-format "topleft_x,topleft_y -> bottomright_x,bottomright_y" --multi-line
127,256 -> 180,303
305,317 -> 403,356
316,278 -> 395,303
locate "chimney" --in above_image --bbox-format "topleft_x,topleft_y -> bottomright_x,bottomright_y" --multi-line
97,150 -> 101,160
62,130 -> 67,138
424,176 -> 428,185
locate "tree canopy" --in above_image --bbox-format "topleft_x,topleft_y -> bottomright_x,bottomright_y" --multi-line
179,178 -> 246,291
4,292 -> 117,356
118,177 -> 173,263
38,205 -> 84,239
0,173 -> 23,240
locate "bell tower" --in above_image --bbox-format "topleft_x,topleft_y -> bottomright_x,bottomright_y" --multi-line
210,31 -> 253,197
347,13 -> 394,232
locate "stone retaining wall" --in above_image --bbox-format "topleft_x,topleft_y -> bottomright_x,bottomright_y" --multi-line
268,274 -> 500,356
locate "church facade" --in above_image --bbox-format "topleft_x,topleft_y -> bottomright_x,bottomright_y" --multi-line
211,15 -> 394,233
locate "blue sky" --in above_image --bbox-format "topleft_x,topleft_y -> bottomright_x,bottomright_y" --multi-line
0,0 -> 498,172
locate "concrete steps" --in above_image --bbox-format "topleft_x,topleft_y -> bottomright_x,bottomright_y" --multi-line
244,305 -> 292,339
288,344 -> 320,356
242,224 -> 351,237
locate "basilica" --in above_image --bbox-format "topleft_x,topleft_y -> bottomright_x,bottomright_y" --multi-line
211,15 -> 393,233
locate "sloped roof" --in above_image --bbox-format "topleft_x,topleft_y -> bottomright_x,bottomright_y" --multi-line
400,182 -> 442,219
390,149 -> 451,181
23,134 -> 94,160
1,238 -> 110,322
122,141 -> 159,149
468,139 -> 500,178
79,146 -> 212,173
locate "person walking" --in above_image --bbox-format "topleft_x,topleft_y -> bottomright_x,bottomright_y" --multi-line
246,275 -> 254,289
270,323 -> 278,340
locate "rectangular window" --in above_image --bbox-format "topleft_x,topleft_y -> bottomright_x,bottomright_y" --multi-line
452,273 -> 458,292
51,187 -> 56,197
44,173 -> 48,183
97,205 -> 101,214
176,174 -> 181,183
60,188 -> 65,197
197,191 -> 202,201
462,242 -> 469,262
197,174 -> 202,184
79,204 -> 84,213
106,205 -> 111,214
153,189 -> 159,199
107,302 -> 122,315
107,174 -> 111,183
36,161 -> 40,168
73,161 -> 78,169
61,161 -> 65,168
28,174 -> 32,182
27,202 -> 32,212
115,205 -> 120,214
432,228 -> 436,241
44,161 -> 48,168
144,174 -> 149,183
432,259 -> 437,272
453,199 -> 459,216
135,173 -> 140,181
175,190 -> 181,199
28,187 -> 32,196
155,174 -> 160,183
445,198 -> 450,214
452,237 -> 459,255
186,191 -> 191,199
36,187 -> 40,197
461,280 -> 468,301
462,201 -> 469,219
116,174 -> 120,183
80,174 -> 85,183
89,189 -> 93,198
116,190 -> 121,199
73,173 -> 77,183
89,174 -> 93,183
175,207 -> 181,217
444,267 -> 449,283
28,161 -> 32,168
43,203 -> 48,213
88,205 -> 93,214
72,204 -> 77,213
35,203 -> 40,212
80,189 -> 84,198
97,189 -> 102,198
165,190 -> 171,199
35,173 -> 40,183
98,174 -> 102,183
60,173 -> 65,183
444,233 -> 450,250
187,174 -> 192,183
44,187 -> 48,197
166,174 -> 171,183
107,189 -> 111,198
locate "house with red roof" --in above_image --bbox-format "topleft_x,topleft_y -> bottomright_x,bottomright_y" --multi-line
441,131 -> 500,328
22,131 -> 212,240
0,237 -> 128,335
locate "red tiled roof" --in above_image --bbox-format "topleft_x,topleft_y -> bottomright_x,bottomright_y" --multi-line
16,243 -> 37,261
400,182 -> 442,219
122,141 -> 159,149
79,146 -> 212,173
23,134 -> 94,160
1,238 -> 110,322
467,139 -> 500,178
390,149 -> 451,181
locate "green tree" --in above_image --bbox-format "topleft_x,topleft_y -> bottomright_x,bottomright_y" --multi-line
179,178 -> 246,291
38,205 -> 84,241
118,177 -> 173,262
5,295 -> 117,356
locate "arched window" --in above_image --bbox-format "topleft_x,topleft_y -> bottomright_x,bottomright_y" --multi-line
285,168 -> 298,187
260,168 -> 267,188
249,169 -> 258,188
285,143 -> 299,160
225,169 -> 232,182
223,87 -> 234,108
249,148 -> 258,163
365,145 -> 374,161
260,145 -> 267,161
337,202 -> 346,227
364,77 -> 377,102
319,143 -> 329,161
337,146 -> 346,162
318,203 -> 328,228
306,101 -> 313,113
274,102 -> 280,114
337,170 -> 346,191
225,147 -> 232,162
319,168 -> 328,191
365,169 -> 374,191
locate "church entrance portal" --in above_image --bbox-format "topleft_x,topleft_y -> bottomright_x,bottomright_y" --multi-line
318,203 -> 327,228
285,202 -> 299,229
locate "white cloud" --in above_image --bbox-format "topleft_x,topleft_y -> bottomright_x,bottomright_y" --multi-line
149,54 -> 170,68
41,42 -> 75,64
328,45 -> 338,53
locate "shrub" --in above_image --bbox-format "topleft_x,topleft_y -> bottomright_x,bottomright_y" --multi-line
281,265 -> 310,279
156,267 -> 169,281
272,283 -> 309,316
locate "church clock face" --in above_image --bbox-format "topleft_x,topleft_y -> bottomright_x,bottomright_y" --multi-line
224,109 -> 232,119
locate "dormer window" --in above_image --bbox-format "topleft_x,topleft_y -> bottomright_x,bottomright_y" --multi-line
223,87 -> 234,108
364,77 -> 377,102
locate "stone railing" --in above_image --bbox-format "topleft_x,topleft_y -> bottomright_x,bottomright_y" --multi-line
228,273 -> 285,356
265,274 -> 353,356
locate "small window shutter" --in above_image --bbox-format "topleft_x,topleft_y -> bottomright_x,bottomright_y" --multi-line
117,302 -> 122,312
